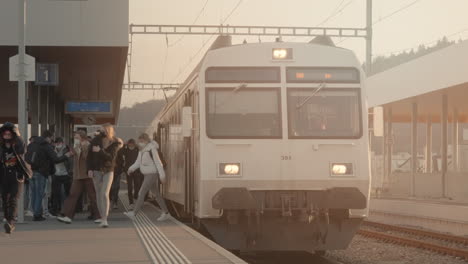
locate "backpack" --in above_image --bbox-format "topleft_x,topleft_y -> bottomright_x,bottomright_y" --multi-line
25,141 -> 46,168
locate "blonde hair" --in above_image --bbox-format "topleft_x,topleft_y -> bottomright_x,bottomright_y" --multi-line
101,124 -> 115,139
138,133 -> 151,142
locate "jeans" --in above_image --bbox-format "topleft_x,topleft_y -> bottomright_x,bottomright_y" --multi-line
110,172 -> 123,203
1,168 -> 19,224
51,175 -> 72,215
62,178 -> 100,219
134,173 -> 168,215
126,171 -> 143,204
30,172 -> 47,217
93,171 -> 114,221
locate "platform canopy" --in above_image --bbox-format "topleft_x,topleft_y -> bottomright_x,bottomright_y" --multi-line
367,40 -> 468,123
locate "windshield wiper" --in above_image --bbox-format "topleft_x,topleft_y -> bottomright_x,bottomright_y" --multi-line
215,83 -> 247,108
296,82 -> 326,109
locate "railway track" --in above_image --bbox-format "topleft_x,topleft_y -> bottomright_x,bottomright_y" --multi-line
359,221 -> 468,260
240,251 -> 342,264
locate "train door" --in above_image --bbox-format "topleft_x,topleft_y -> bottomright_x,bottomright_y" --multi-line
183,90 -> 195,219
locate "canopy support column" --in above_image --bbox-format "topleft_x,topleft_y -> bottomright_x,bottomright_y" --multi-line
411,102 -> 418,196
441,94 -> 448,197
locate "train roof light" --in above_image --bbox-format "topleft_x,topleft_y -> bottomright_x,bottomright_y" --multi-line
272,48 -> 293,60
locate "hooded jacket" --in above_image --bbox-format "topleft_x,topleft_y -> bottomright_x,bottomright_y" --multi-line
30,136 -> 68,177
0,123 -> 30,179
128,141 -> 165,178
86,135 -> 123,173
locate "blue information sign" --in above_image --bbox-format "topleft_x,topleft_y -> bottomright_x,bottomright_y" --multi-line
36,63 -> 59,86
65,101 -> 112,114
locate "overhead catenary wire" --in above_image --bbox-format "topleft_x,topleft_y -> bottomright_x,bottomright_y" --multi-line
170,0 -> 244,83
337,0 -> 424,45
167,0 -> 211,47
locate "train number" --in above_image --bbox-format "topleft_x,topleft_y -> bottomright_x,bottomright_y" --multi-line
281,155 -> 292,160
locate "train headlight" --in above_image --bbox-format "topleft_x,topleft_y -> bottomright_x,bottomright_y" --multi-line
219,163 -> 242,177
331,163 -> 354,176
272,48 -> 292,60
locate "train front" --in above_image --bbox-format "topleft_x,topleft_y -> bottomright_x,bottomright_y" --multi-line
197,41 -> 370,253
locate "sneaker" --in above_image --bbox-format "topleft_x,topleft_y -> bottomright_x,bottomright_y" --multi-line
157,212 -> 171,222
25,210 -> 33,217
2,218 -> 6,223
4,223 -> 14,234
100,220 -> 109,228
128,203 -> 134,210
124,211 -> 136,220
113,202 -> 119,210
94,219 -> 102,224
57,216 -> 72,224
33,216 -> 46,222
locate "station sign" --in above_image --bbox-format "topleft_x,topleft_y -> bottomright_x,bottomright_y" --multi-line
36,63 -> 59,86
65,101 -> 113,115
9,54 -> 36,82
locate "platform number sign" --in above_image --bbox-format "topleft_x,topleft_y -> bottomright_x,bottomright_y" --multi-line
35,63 -> 59,86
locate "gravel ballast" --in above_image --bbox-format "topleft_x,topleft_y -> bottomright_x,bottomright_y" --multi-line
327,234 -> 468,264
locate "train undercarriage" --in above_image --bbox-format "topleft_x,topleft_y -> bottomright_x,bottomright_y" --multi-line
201,187 -> 367,252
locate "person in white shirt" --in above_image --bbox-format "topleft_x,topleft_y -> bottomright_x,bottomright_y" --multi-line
124,133 -> 170,221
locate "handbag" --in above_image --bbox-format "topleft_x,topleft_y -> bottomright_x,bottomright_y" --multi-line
148,150 -> 166,184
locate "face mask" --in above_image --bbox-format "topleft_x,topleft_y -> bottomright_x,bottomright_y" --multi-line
56,144 -> 64,150
128,145 -> 135,150
137,142 -> 147,149
74,139 -> 81,146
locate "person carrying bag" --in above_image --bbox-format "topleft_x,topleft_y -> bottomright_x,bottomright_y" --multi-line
124,133 -> 170,222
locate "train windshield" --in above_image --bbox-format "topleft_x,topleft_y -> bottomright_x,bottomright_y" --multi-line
206,88 -> 282,139
287,88 -> 362,139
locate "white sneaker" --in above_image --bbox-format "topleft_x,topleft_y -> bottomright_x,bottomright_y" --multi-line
129,204 -> 134,210
25,210 -> 33,217
94,219 -> 102,224
2,218 -> 6,223
124,211 -> 136,220
157,213 -> 171,222
57,216 -> 72,224
100,220 -> 109,228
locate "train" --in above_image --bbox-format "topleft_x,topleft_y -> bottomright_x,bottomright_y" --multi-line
148,35 -> 370,254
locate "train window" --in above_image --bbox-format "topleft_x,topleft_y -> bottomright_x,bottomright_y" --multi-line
205,67 -> 281,83
287,88 -> 362,139
286,67 -> 360,83
206,88 -> 282,139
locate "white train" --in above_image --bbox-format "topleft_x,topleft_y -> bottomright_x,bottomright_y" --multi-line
149,35 -> 370,254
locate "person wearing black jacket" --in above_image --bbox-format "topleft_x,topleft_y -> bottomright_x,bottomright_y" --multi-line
86,124 -> 122,228
0,123 -> 30,233
29,130 -> 71,221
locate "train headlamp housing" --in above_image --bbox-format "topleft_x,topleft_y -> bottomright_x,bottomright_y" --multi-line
218,163 -> 242,177
330,163 -> 354,176
272,48 -> 293,60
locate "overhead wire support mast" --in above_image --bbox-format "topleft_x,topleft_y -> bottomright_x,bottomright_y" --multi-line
129,24 -> 368,39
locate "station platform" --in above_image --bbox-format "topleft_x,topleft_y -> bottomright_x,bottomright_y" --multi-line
0,192 -> 246,264
369,197 -> 468,236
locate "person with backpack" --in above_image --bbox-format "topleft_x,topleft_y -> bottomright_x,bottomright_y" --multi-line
87,124 -> 122,228
0,123 -> 30,233
57,131 -> 100,224
50,137 -> 72,216
26,130 -> 72,222
124,133 -> 170,222
118,139 -> 141,208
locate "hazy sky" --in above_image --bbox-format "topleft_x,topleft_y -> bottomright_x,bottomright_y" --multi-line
121,0 -> 468,108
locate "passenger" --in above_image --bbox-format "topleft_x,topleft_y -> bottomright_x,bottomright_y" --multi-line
57,131 -> 100,224
50,137 -> 72,216
110,143 -> 126,210
86,124 -> 122,228
0,123 -> 30,233
124,133 -> 170,222
121,139 -> 141,208
26,130 -> 71,222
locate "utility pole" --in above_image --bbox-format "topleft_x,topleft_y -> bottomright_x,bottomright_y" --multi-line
17,0 -> 27,224
366,0 -> 373,75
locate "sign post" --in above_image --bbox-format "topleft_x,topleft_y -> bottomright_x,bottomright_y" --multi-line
17,0 -> 27,224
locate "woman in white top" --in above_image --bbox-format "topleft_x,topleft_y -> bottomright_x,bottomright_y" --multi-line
124,133 -> 170,221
